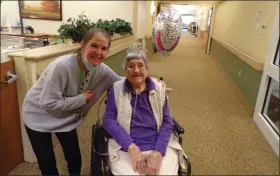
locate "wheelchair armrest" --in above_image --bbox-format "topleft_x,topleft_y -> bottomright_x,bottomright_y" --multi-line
102,126 -> 113,138
173,119 -> 184,134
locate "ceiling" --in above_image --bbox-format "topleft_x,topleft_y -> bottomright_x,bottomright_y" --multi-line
170,4 -> 201,15
160,0 -> 216,16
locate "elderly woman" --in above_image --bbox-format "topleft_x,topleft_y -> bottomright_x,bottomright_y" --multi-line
103,49 -> 185,175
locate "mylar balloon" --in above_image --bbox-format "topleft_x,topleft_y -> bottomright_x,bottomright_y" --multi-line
152,5 -> 182,55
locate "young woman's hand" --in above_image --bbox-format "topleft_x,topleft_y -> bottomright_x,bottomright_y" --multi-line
145,150 -> 163,175
83,90 -> 95,102
128,143 -> 147,174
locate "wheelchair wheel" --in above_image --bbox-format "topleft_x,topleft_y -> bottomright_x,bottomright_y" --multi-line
178,154 -> 191,176
91,124 -> 107,176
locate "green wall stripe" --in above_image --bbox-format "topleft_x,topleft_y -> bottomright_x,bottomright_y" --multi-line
145,37 -> 154,59
104,50 -> 126,76
210,39 -> 263,107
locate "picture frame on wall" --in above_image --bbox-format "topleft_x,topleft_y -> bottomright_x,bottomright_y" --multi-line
19,0 -> 62,21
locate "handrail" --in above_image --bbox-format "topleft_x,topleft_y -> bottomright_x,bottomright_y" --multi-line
7,35 -> 136,60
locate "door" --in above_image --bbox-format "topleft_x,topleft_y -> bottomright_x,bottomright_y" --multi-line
253,11 -> 279,156
0,58 -> 23,176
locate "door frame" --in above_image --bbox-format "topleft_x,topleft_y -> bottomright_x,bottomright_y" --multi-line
206,5 -> 215,54
253,7 -> 279,157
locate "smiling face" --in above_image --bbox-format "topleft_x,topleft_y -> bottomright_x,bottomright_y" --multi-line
81,32 -> 109,66
125,58 -> 148,87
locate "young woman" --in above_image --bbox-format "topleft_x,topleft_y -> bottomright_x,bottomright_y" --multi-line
22,28 -> 122,175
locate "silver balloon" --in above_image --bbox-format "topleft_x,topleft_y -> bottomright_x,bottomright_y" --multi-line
153,5 -> 182,55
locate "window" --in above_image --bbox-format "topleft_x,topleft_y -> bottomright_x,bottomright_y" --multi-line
262,78 -> 280,134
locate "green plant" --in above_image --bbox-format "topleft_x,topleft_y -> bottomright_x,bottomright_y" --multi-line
57,13 -> 92,42
114,18 -> 133,35
57,13 -> 133,43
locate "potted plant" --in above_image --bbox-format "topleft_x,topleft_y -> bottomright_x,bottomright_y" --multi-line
57,13 -> 133,43
114,18 -> 133,36
57,13 -> 92,43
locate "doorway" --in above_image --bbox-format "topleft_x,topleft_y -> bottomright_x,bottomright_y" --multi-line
253,12 -> 279,156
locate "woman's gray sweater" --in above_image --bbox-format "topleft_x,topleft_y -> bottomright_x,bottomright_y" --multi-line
22,54 -> 122,132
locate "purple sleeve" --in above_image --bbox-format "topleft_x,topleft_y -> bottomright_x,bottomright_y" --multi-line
153,96 -> 174,156
102,88 -> 134,151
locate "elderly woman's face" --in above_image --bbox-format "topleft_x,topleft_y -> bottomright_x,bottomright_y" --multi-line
125,58 -> 148,87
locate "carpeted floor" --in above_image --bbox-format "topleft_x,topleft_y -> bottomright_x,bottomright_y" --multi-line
9,32 -> 279,175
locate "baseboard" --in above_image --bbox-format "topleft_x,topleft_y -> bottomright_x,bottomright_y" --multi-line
212,56 -> 254,116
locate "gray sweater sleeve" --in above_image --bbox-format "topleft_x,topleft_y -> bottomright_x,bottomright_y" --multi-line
39,63 -> 87,111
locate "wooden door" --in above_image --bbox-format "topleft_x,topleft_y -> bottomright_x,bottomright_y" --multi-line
0,58 -> 23,176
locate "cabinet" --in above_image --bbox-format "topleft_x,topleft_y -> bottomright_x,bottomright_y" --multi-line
0,58 -> 23,176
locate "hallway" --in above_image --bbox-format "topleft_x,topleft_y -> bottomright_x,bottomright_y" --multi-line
9,32 -> 279,175
148,32 -> 279,175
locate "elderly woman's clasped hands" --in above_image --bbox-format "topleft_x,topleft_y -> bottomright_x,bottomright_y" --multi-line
128,143 -> 163,175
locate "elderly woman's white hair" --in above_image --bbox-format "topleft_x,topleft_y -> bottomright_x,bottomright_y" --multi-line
122,50 -> 149,71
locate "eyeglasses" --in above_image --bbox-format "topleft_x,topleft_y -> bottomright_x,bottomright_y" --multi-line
126,65 -> 146,72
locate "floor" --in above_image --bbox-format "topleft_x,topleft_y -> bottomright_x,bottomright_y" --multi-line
9,31 -> 279,175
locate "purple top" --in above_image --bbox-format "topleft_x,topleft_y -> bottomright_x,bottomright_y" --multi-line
103,77 -> 174,155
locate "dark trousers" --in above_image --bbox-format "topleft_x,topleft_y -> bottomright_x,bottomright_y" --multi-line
25,125 -> 81,176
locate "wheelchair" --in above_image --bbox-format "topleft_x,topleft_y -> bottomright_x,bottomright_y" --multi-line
90,119 -> 191,176
90,77 -> 191,176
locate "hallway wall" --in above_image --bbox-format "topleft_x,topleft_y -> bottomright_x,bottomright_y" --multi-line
145,1 -> 157,37
195,6 -> 209,31
212,1 -> 278,63
1,1 -> 135,34
209,1 -> 279,109
210,40 -> 262,108
104,50 -> 127,77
